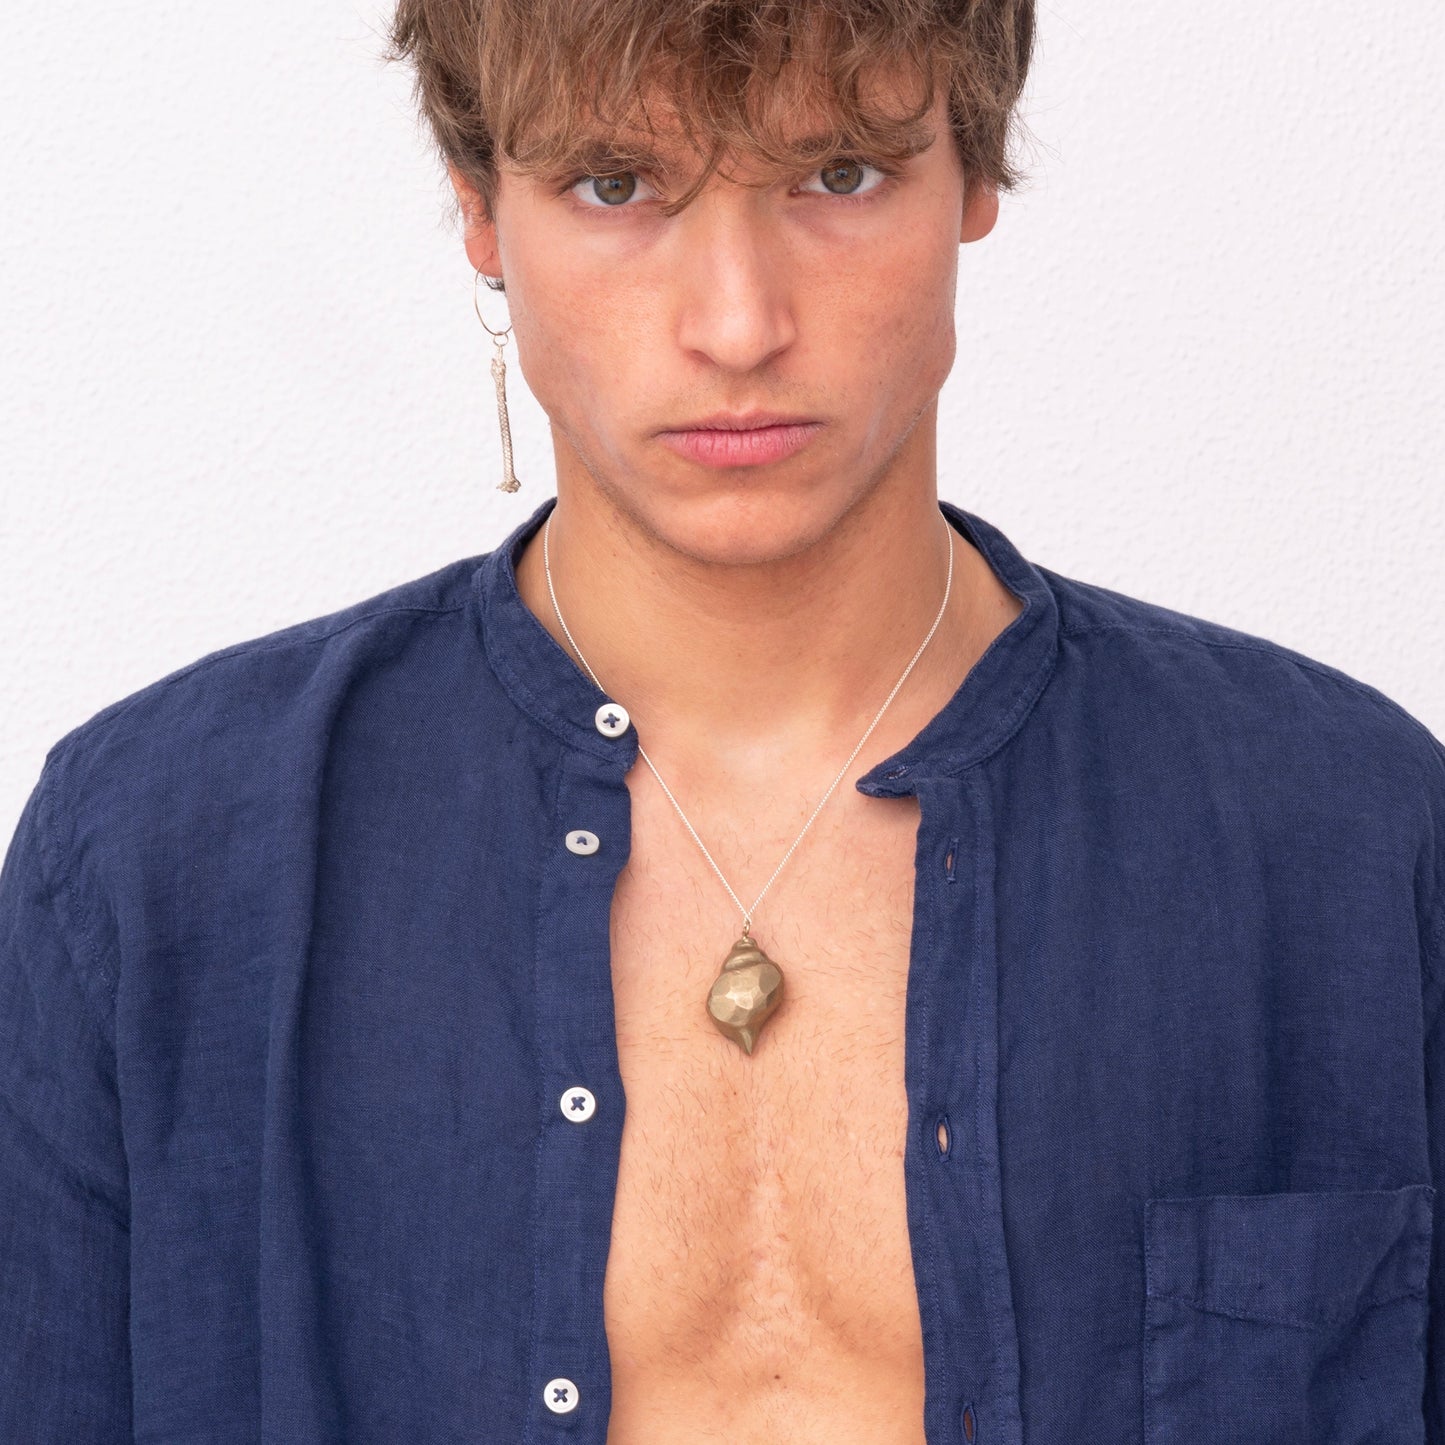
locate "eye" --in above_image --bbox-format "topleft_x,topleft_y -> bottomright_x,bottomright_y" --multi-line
798,159 -> 894,200
568,171 -> 658,208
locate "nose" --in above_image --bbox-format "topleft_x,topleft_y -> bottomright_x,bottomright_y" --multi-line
672,194 -> 797,374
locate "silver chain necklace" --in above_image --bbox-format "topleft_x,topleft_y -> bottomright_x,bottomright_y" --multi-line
542,506 -> 956,1055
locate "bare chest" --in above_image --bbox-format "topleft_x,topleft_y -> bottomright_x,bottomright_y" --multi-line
601,779 -> 928,1443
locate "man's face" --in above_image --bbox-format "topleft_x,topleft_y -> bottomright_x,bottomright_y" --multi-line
452,79 -> 997,565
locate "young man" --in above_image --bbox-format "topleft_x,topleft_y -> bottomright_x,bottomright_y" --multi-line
2,1 -> 1442,1442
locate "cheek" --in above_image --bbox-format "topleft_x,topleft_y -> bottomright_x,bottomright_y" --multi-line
844,235 -> 958,392
509,263 -> 651,417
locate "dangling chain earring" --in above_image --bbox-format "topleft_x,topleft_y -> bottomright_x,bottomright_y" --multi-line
473,268 -> 520,493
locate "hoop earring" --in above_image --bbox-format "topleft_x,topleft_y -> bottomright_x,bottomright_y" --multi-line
474,268 -> 520,493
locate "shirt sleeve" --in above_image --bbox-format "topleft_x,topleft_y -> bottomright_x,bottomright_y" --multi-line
1428,898 -> 1445,1439
0,759 -> 132,1443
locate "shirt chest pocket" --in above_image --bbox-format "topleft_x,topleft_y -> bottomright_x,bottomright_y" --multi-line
1143,1183 -> 1435,1445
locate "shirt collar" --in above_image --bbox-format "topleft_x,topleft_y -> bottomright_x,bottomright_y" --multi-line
471,493 -> 1059,788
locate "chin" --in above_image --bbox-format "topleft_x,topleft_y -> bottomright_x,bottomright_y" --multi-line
626,477 -> 867,569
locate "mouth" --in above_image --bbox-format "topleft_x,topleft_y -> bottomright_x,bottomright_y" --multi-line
655,412 -> 824,468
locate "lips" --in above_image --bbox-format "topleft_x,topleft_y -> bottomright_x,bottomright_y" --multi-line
656,419 -> 823,467
664,411 -> 818,431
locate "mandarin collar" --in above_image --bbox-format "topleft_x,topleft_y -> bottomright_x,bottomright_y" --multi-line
470,493 -> 1059,790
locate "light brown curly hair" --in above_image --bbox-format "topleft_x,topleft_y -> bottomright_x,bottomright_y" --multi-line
382,0 -> 1036,267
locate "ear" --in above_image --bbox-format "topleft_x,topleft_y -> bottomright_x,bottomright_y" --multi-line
447,163 -> 503,279
960,174 -> 1000,245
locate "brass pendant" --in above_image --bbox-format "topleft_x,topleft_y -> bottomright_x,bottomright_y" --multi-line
706,932 -> 784,1056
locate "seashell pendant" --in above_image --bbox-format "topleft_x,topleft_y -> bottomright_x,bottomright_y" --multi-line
705,932 -> 785,1056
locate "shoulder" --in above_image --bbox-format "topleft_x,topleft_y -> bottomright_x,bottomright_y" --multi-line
1041,554 -> 1445,922
1041,563 -> 1445,783
33,555 -> 489,929
1037,565 -> 1445,930
43,554 -> 485,781
1037,562 -> 1445,967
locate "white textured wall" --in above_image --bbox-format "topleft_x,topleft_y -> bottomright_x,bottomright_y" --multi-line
2,1 -> 1442,835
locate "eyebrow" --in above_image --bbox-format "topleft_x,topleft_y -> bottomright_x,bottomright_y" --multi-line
560,125 -> 938,178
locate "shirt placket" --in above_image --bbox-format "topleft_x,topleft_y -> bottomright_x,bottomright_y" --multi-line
523,728 -> 634,1442
859,766 -> 1025,1445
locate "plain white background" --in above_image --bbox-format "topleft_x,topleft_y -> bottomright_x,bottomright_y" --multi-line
2,1 -> 1442,838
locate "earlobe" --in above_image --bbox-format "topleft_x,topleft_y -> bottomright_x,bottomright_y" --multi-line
959,177 -> 1001,245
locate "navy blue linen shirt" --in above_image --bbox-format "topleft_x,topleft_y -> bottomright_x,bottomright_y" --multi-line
3,494 -> 1445,1444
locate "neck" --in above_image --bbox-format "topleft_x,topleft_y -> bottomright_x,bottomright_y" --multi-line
512,437 -> 1017,787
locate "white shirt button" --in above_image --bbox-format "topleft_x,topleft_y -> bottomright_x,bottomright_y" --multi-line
560,1086 -> 596,1122
594,701 -> 630,737
543,1377 -> 579,1414
565,829 -> 600,856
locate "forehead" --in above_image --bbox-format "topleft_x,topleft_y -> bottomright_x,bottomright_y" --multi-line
506,63 -> 946,185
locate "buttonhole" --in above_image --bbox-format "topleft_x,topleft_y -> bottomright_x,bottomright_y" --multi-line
943,837 -> 958,883
961,1400 -> 976,1441
883,763 -> 910,780
935,1113 -> 951,1159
